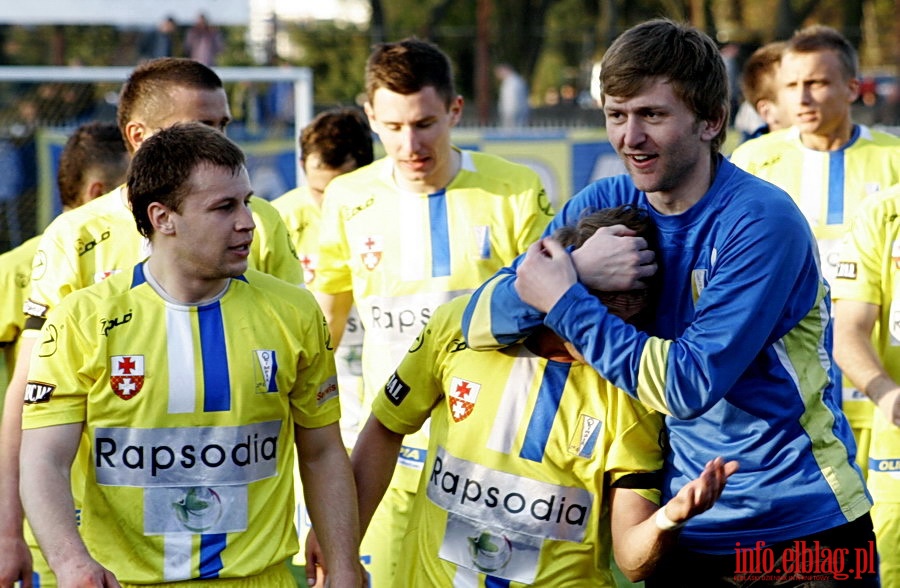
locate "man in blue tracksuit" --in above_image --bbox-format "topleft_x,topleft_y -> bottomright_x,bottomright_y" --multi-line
462,19 -> 875,587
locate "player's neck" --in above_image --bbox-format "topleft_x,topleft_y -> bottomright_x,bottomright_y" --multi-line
799,120 -> 854,151
524,328 -> 577,363
393,147 -> 461,194
144,256 -> 231,304
647,153 -> 718,216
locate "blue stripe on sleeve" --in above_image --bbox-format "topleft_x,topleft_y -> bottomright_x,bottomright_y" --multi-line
199,533 -> 226,578
429,189 -> 451,277
199,302 -> 231,412
520,361 -> 570,462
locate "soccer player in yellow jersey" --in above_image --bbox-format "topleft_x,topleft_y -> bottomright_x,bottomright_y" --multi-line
341,207 -> 736,587
833,183 -> 900,588
729,25 -> 900,481
0,122 -> 128,391
20,123 -> 362,586
308,38 -> 563,586
272,107 -> 374,571
0,121 -> 129,588
0,58 -> 300,588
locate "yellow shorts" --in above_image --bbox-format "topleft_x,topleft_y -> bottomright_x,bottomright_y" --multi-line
120,562 -> 295,588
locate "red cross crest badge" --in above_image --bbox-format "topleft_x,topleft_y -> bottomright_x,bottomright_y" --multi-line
360,235 -> 383,271
449,376 -> 481,422
300,253 -> 317,285
110,355 -> 145,400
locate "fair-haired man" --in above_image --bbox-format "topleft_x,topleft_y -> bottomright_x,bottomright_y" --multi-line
463,19 -> 874,587
20,123 -> 362,586
730,24 -> 900,488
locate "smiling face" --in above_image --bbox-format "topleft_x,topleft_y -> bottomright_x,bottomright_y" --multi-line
603,78 -> 722,212
778,49 -> 859,149
165,163 -> 255,284
365,85 -> 462,193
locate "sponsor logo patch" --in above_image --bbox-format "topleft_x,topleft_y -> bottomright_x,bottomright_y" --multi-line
254,349 -> 278,393
567,414 -> 602,458
835,262 -> 857,280
316,376 -> 339,406
384,372 -> 410,406
24,381 -> 55,404
110,355 -> 145,400
23,298 -> 49,319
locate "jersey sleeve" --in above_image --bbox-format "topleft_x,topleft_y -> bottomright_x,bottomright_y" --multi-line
289,288 -> 341,429
831,193 -> 891,306
248,196 -> 302,286
0,239 -> 36,345
27,219 -> 84,326
22,295 -> 92,429
371,302 -> 453,435
545,200 -> 824,420
605,390 -> 664,505
462,187 -> 607,349
311,184 -> 353,295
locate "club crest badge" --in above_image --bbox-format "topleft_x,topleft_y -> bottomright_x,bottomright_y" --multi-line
300,253 -> 317,285
359,235 -> 383,271
110,355 -> 145,400
449,377 -> 481,422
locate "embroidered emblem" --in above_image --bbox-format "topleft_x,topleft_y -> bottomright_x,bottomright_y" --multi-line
110,355 -> 145,400
449,377 -> 481,422
360,235 -> 383,271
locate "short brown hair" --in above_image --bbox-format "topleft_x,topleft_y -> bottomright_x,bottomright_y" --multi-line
365,38 -> 456,107
785,25 -> 858,80
600,19 -> 729,153
301,108 -> 374,169
741,41 -> 786,108
57,121 -> 128,209
128,122 -> 245,238
117,57 -> 224,151
553,205 -> 659,325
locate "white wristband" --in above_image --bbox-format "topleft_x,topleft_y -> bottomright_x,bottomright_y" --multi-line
655,507 -> 685,531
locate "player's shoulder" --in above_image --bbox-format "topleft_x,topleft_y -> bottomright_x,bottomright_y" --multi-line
270,187 -> 310,215
42,188 -> 130,239
428,294 -> 470,333
730,128 -> 796,159
461,149 -> 542,187
0,234 -> 41,267
857,125 -> 900,147
857,183 -> 900,217
237,269 -> 318,311
249,194 -> 286,225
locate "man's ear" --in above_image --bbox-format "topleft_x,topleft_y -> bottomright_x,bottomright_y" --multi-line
123,121 -> 149,153
700,110 -> 727,142
147,201 -> 175,235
